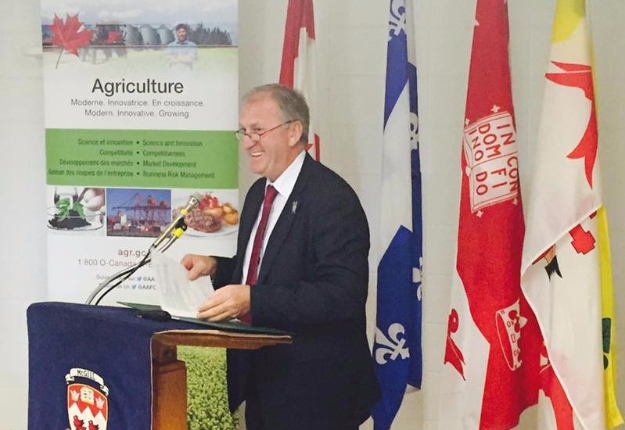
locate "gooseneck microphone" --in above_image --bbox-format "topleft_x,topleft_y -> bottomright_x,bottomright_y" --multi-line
151,193 -> 201,250
85,193 -> 202,305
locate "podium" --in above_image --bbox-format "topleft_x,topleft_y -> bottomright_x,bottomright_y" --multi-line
27,302 -> 291,430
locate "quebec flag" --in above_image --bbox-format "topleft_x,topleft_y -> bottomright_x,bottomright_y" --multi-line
372,0 -> 423,429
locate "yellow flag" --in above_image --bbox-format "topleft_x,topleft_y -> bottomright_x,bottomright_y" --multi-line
597,207 -> 624,428
522,0 -> 622,428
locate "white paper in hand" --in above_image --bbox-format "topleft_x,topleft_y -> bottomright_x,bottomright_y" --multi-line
151,252 -> 214,318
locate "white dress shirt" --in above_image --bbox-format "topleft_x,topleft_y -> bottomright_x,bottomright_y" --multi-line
241,151 -> 306,283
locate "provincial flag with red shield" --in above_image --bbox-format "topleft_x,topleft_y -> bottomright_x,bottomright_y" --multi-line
279,0 -> 321,160
521,0 -> 623,428
439,0 -> 547,428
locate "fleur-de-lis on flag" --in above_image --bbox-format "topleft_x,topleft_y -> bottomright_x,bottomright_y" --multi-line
375,323 -> 410,365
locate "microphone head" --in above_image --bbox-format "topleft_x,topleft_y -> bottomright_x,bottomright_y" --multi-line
191,192 -> 203,203
151,193 -> 202,251
183,193 -> 203,212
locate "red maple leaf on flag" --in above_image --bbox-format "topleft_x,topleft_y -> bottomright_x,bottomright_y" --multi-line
50,14 -> 93,67
546,61 -> 598,188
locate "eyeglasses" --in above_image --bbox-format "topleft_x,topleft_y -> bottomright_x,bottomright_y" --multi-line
234,120 -> 296,143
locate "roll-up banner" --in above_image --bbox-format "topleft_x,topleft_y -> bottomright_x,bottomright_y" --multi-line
41,0 -> 239,304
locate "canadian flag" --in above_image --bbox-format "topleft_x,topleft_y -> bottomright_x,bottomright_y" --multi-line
279,0 -> 320,160
521,0 -> 622,429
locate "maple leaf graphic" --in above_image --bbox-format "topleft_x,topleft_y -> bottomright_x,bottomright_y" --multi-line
50,14 -> 93,68
546,61 -> 597,188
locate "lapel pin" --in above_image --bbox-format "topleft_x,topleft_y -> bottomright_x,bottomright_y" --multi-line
292,201 -> 298,214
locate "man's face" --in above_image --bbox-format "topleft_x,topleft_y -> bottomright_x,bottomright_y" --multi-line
176,28 -> 187,42
239,95 -> 295,181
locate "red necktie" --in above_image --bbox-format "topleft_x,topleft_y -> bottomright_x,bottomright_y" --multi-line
240,185 -> 278,324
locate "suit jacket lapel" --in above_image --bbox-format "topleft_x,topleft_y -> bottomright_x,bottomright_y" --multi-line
256,154 -> 315,284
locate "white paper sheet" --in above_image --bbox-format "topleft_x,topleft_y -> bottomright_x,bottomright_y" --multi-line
151,252 -> 214,318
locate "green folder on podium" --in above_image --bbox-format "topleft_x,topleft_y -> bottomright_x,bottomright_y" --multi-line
118,301 -> 294,336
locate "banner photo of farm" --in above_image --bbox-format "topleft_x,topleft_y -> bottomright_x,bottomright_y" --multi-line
41,0 -> 240,305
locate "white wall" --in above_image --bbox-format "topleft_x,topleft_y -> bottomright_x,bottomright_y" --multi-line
0,0 -> 48,429
1,0 -> 624,429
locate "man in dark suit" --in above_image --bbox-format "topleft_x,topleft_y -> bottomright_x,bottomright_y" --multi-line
182,84 -> 380,430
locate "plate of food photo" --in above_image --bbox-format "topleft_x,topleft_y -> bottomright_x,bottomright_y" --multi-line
172,191 -> 239,237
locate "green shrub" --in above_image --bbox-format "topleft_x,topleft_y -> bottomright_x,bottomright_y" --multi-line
178,346 -> 240,430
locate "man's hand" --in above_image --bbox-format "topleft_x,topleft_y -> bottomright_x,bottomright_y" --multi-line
181,254 -> 217,280
197,284 -> 251,321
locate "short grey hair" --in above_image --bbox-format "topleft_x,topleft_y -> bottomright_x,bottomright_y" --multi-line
242,84 -> 310,144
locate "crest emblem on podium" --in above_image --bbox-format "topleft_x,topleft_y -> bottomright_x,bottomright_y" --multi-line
65,368 -> 109,430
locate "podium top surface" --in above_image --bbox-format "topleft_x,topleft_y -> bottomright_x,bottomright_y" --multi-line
118,301 -> 293,336
28,301 -> 292,350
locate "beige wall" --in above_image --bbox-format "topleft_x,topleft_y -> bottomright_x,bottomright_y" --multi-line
1,0 -> 624,429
